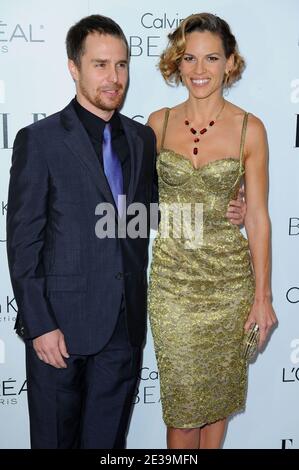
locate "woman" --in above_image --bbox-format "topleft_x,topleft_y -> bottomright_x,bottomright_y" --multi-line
148,13 -> 277,449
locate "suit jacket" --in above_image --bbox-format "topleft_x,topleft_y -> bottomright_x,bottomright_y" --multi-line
6,101 -> 158,354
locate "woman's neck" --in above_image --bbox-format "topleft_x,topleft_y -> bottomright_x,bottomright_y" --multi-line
185,94 -> 225,125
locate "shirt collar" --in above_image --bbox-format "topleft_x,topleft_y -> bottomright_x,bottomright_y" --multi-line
72,97 -> 122,140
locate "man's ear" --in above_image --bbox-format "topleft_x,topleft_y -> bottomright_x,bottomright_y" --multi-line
68,59 -> 79,82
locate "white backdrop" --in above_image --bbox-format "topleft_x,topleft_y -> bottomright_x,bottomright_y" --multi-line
0,0 -> 298,449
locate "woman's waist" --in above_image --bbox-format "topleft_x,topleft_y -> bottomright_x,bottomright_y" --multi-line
157,209 -> 244,234
150,236 -> 253,283
154,223 -> 249,254
158,195 -> 235,217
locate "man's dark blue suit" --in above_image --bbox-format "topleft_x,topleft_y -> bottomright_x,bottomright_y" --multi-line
6,100 -> 158,448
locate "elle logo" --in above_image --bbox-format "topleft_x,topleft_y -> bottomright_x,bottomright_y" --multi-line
0,113 -> 46,149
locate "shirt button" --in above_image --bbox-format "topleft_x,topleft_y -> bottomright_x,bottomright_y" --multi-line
115,272 -> 123,280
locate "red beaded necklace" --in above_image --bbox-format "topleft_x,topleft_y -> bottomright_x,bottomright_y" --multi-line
184,100 -> 226,155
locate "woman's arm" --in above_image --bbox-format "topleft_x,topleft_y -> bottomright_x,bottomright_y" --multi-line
243,115 -> 277,348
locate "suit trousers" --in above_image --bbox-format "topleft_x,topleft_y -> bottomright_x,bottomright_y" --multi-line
25,300 -> 141,449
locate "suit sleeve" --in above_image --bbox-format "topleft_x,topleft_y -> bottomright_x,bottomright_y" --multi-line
6,127 -> 58,339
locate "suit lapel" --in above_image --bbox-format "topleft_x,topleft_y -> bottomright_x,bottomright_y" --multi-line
120,114 -> 144,208
60,103 -> 145,212
60,103 -> 115,207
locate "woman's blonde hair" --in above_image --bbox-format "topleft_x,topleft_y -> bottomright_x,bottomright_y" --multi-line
159,13 -> 245,88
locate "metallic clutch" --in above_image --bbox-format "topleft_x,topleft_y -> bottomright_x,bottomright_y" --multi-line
243,323 -> 259,361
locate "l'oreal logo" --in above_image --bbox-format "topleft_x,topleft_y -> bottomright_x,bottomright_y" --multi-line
0,20 -> 45,43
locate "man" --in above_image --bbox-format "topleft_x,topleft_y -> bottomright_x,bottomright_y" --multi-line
6,14 -> 245,449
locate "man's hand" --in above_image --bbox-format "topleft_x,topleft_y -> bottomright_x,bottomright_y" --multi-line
33,329 -> 70,368
226,187 -> 246,225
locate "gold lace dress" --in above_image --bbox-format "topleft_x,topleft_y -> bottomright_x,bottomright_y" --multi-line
148,110 -> 255,428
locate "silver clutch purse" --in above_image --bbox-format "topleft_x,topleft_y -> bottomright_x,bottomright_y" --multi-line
243,323 -> 259,361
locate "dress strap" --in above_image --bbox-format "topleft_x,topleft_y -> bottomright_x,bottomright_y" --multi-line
239,112 -> 249,168
160,108 -> 170,149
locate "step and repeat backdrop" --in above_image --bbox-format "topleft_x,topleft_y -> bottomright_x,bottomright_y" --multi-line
0,0 -> 298,449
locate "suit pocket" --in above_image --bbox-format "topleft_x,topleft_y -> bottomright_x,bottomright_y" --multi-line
46,275 -> 86,293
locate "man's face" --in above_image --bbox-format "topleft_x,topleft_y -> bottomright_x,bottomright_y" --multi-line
69,32 -> 129,118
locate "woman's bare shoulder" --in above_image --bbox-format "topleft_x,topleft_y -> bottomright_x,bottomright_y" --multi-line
147,107 -> 170,144
147,107 -> 169,127
245,113 -> 268,162
226,101 -> 266,138
247,112 -> 266,134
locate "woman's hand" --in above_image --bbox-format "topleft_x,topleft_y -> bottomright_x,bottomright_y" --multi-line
244,299 -> 277,349
226,187 -> 246,225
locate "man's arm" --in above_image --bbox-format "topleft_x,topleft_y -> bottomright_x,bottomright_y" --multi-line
6,127 -> 58,339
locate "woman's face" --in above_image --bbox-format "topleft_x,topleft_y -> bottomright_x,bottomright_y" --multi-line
179,30 -> 233,99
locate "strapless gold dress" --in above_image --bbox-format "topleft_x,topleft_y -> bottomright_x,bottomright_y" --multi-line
148,111 -> 255,428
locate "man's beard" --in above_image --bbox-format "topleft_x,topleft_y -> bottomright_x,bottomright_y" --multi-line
80,81 -> 126,112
